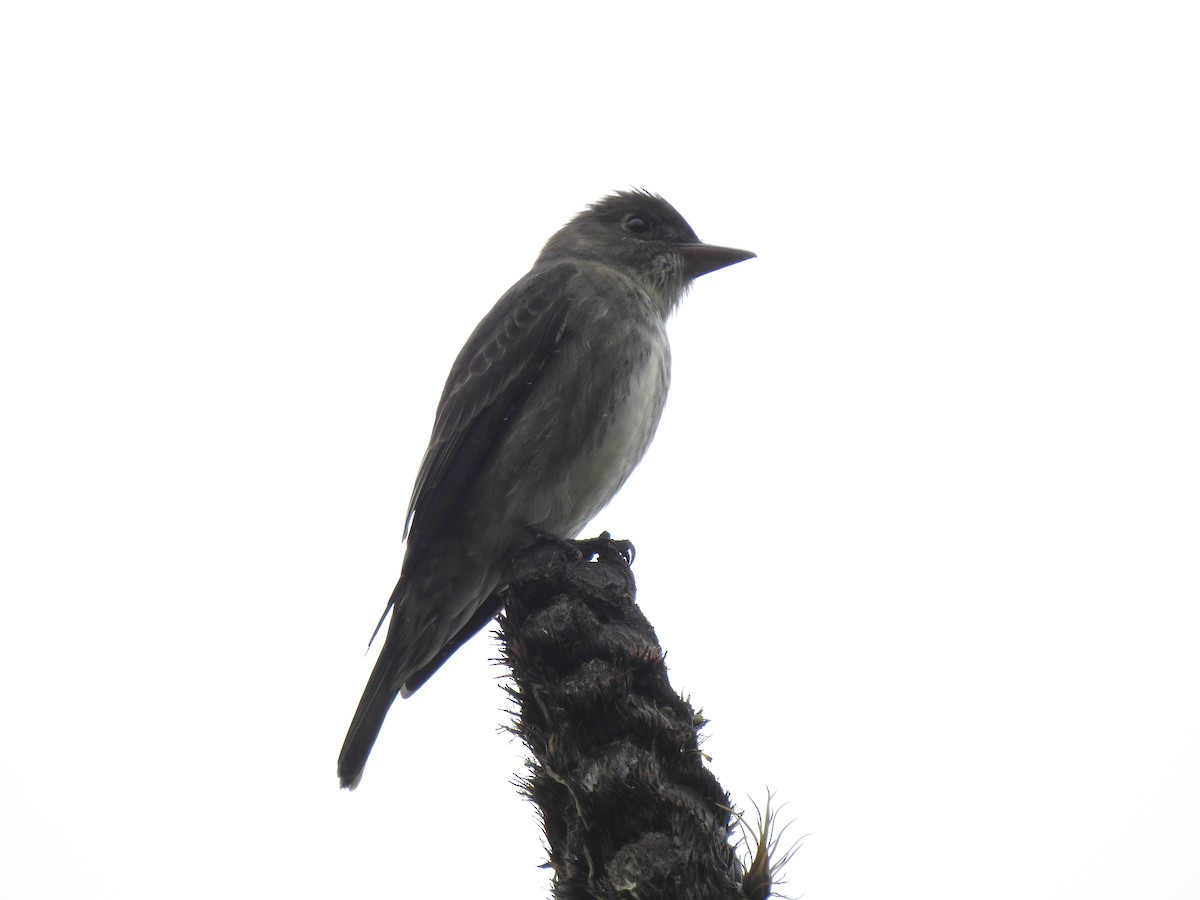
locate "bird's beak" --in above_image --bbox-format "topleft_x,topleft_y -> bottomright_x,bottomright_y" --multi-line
677,243 -> 757,280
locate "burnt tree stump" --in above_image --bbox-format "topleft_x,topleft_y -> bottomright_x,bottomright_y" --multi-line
499,534 -> 763,900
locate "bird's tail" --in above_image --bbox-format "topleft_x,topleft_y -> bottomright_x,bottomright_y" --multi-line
337,655 -> 399,789
337,612 -> 409,790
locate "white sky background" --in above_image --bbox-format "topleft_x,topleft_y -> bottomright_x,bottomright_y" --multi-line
2,2 -> 1197,898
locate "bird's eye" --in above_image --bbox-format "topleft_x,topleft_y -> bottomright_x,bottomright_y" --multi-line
623,215 -> 650,234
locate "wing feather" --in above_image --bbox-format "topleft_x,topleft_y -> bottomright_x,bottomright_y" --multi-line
401,263 -> 576,554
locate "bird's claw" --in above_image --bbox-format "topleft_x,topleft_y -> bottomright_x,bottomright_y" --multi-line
575,532 -> 636,567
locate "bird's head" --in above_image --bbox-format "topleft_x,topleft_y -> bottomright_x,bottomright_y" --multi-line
537,190 -> 755,317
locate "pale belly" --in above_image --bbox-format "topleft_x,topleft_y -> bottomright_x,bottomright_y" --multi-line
552,346 -> 669,534
491,320 -> 671,539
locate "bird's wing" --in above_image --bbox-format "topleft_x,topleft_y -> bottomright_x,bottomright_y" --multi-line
402,262 -> 577,554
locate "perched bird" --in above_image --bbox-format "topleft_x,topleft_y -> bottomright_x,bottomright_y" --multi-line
338,190 -> 754,788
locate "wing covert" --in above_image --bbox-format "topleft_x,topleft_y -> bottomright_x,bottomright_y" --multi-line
401,263 -> 577,551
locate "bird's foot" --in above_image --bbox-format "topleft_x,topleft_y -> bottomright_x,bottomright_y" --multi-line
575,531 -> 636,567
521,529 -> 635,567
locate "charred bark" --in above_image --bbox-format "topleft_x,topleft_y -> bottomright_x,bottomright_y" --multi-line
499,534 -> 763,900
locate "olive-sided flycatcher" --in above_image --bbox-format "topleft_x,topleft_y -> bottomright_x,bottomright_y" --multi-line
338,190 -> 754,788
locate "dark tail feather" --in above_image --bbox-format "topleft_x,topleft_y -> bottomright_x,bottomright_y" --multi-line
337,587 -> 504,787
399,591 -> 504,698
337,640 -> 404,790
